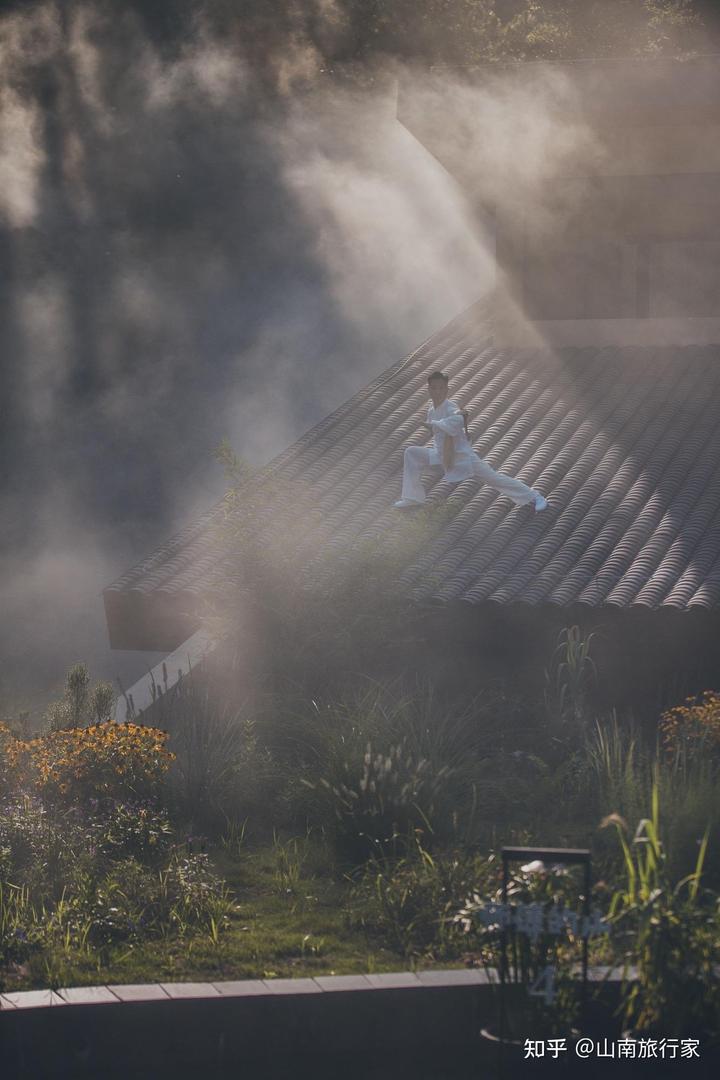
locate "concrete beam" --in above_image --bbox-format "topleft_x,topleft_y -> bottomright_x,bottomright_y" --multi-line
114,629 -> 216,723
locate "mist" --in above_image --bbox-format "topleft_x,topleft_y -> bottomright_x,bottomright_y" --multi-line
0,1 -> 614,720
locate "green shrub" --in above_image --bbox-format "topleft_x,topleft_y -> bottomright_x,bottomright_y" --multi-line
287,683 -> 492,862
303,733 -> 455,863
347,834 -> 495,960
0,799 -> 89,900
164,685 -> 251,821
87,802 -> 174,864
159,674 -> 286,837
155,851 -> 236,939
44,663 -> 116,732
571,712 -> 720,884
603,779 -> 720,1038
66,850 -> 236,947
0,882 -> 38,977
286,680 -> 557,861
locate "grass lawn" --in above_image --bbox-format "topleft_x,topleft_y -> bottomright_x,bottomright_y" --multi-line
2,839 -> 471,993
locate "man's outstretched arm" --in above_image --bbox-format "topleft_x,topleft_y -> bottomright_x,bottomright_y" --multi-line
430,412 -> 465,437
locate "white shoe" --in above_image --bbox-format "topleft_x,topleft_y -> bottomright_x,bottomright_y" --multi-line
532,492 -> 548,512
393,498 -> 424,509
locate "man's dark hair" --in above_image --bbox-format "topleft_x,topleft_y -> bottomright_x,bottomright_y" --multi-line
427,370 -> 449,384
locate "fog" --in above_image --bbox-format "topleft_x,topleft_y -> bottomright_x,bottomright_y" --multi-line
0,1 -> 611,720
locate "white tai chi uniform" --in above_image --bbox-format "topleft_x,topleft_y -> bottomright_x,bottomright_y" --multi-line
399,398 -> 542,507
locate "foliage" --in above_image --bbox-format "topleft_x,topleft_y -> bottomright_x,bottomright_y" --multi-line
87,801 -> 175,864
219,816 -> 250,860
44,662 -> 116,732
602,779 -> 720,1038
286,681 -> 500,862
271,828 -> 313,895
0,799 -> 88,901
135,660 -> 290,837
506,0 -> 705,62
0,721 -> 15,793
579,712 -> 650,845
347,833 -> 495,960
659,689 -> 720,760
454,858 -> 608,1037
0,710 -> 31,740
0,796 -> 235,989
302,734 -> 454,862
0,798 -> 171,895
163,678 -> 261,829
26,851 -> 234,954
570,710 -> 720,885
181,671 -> 562,856
3,721 -> 174,810
0,836 -> 231,963
543,623 -> 598,735
0,881 -> 38,974
154,851 -> 236,940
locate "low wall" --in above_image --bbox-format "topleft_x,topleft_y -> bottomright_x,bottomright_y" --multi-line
0,969 -> 638,1080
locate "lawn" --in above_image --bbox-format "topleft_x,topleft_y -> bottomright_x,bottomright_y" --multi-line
1,832 -> 477,993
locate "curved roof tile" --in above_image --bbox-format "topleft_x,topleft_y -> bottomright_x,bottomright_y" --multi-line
104,299 -> 720,617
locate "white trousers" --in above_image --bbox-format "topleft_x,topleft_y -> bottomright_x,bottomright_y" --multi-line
400,446 -> 537,506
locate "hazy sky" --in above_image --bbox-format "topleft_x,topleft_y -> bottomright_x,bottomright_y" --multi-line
0,1 -> 499,719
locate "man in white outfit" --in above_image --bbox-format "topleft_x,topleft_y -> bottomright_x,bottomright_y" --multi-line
393,371 -> 548,511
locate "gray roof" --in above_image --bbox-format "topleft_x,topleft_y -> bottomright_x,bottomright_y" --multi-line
103,299 -> 720,649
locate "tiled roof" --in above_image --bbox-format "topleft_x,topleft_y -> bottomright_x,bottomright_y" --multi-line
104,298 -> 720,647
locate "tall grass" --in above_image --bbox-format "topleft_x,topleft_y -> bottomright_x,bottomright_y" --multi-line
544,624 -> 598,730
282,678 -> 539,862
346,831 -> 495,961
602,780 -> 719,1037
582,713 -> 719,884
585,712 -> 648,827
271,828 -> 312,895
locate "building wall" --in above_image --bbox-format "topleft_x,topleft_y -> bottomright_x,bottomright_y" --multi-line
390,604 -> 720,722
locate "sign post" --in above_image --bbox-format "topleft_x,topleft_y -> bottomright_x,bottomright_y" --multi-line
489,843 -> 597,1074
500,845 -> 593,1027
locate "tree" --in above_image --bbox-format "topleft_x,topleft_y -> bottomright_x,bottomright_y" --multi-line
43,663 -> 116,732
